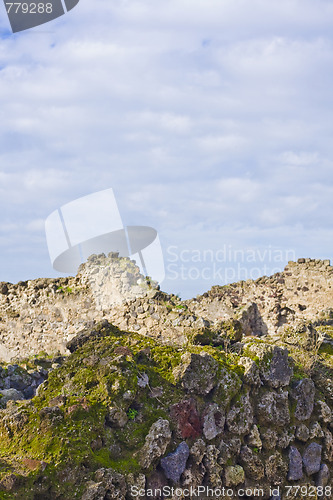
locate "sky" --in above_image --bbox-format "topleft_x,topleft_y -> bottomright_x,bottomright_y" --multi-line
0,0 -> 333,298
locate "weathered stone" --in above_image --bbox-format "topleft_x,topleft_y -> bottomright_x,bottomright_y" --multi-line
224,465 -> 245,487
256,391 -> 290,427
288,446 -> 303,481
170,399 -> 201,439
160,441 -> 189,482
126,473 -> 146,500
316,463 -> 330,487
190,439 -> 206,465
302,442 -> 322,475
295,424 -> 310,442
181,464 -> 206,490
239,357 -> 261,386
81,468 -> 127,500
239,446 -> 264,480
278,428 -> 295,449
173,352 -> 218,394
203,445 -> 222,488
218,438 -> 241,465
292,378 -> 315,421
323,429 -> 333,461
265,452 -> 288,485
261,428 -> 278,450
0,389 -> 24,407
246,344 -> 293,388
139,419 -> 171,469
309,422 -> 324,439
226,393 -> 253,434
202,404 -> 225,440
316,400 -> 332,424
247,425 -> 262,449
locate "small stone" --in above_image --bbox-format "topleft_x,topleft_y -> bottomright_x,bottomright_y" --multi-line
139,419 -> 171,469
316,400 -> 332,424
202,404 -> 225,440
160,441 -> 189,482
295,424 -> 309,442
316,463 -> 330,487
226,393 -> 253,435
303,442 -> 322,475
288,446 -> 303,481
247,425 -> 262,449
170,399 -> 201,439
224,465 -> 245,486
292,378 -> 315,421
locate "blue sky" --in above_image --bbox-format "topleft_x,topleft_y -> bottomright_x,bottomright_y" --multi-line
0,0 -> 333,298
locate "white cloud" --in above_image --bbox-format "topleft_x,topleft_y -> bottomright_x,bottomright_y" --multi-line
0,0 -> 333,295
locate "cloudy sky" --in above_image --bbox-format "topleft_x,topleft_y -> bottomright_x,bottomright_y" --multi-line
0,0 -> 333,298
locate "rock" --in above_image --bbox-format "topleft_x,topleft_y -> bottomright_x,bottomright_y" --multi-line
291,378 -> 315,421
316,463 -> 330,487
302,442 -> 322,475
105,407 -> 128,428
181,463 -> 206,490
247,425 -> 262,449
145,470 -> 168,497
256,391 -> 290,427
202,404 -> 225,440
160,441 -> 189,482
246,344 -> 293,388
190,439 -> 206,465
0,389 -> 24,407
139,419 -> 171,469
261,429 -> 278,450
278,428 -> 295,449
170,399 -> 201,439
316,400 -> 332,424
323,429 -> 333,461
203,445 -> 222,488
224,465 -> 245,486
126,473 -> 146,500
239,357 -> 261,386
82,468 -> 127,500
218,438 -> 241,466
309,422 -> 324,439
265,452 -> 288,485
295,424 -> 310,442
288,446 -> 303,481
226,393 -> 253,434
66,320 -> 110,353
172,352 -> 218,394
239,446 -> 264,480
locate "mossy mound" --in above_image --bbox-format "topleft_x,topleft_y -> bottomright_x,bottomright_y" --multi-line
0,322 -> 243,499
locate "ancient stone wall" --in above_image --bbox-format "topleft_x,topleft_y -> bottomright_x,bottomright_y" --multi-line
0,255 -> 333,361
